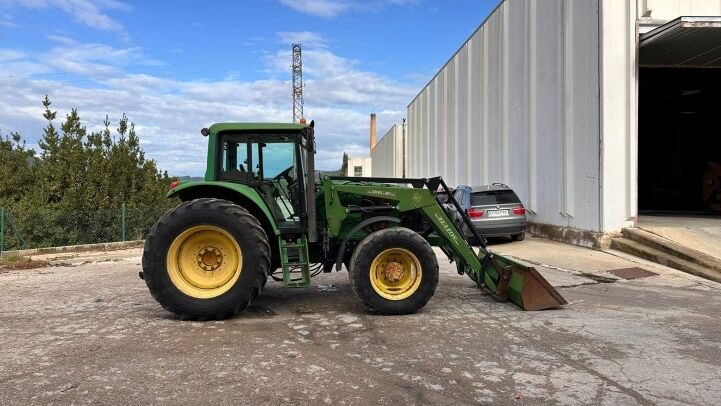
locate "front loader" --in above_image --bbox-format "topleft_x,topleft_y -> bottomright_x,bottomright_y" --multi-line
140,121 -> 566,319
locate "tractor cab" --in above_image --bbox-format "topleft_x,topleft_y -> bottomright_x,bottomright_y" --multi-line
205,122 -> 317,238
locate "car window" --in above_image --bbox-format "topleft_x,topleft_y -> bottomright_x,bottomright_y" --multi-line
436,192 -> 449,204
471,190 -> 520,205
453,187 -> 471,209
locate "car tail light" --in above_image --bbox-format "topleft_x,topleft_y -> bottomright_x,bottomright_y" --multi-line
169,180 -> 180,190
467,208 -> 484,218
512,205 -> 526,215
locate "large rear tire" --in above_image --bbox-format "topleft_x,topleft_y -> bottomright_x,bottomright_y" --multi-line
349,228 -> 438,315
142,198 -> 271,320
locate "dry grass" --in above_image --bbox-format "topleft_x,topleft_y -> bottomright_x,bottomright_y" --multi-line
0,254 -> 49,271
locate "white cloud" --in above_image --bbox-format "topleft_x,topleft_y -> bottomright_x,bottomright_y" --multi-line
277,0 -> 349,18
36,35 -> 161,77
277,31 -> 328,48
0,11 -> 16,26
0,0 -> 131,39
276,0 -> 421,18
0,38 -> 417,175
0,48 -> 26,62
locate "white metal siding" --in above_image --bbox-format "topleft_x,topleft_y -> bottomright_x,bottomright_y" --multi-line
639,0 -> 721,22
407,0 -> 602,231
599,0 -> 638,232
371,124 -> 405,178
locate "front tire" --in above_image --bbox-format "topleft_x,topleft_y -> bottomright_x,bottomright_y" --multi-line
142,198 -> 271,320
349,228 -> 438,315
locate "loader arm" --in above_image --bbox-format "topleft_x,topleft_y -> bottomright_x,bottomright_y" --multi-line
325,176 -> 567,311
421,178 -> 567,311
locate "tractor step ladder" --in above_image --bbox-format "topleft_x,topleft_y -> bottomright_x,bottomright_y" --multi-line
280,236 -> 310,287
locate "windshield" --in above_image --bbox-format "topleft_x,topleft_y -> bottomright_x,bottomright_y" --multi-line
471,190 -> 521,206
261,142 -> 295,180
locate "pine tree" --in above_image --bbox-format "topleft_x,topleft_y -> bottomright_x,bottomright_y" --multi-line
5,96 -> 177,248
0,131 -> 36,206
341,152 -> 349,176
36,96 -> 63,204
38,95 -> 59,159
58,108 -> 88,209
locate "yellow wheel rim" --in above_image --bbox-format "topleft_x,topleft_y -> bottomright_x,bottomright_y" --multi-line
369,248 -> 422,301
166,225 -> 243,299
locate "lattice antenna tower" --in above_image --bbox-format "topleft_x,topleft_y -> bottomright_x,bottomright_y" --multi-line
291,43 -> 304,123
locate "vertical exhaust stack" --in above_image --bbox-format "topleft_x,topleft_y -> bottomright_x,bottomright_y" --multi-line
370,113 -> 377,151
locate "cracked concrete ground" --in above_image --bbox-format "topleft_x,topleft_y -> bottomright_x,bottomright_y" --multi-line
1,237 -> 720,405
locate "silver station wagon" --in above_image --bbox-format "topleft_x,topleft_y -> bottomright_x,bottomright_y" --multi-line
446,184 -> 527,244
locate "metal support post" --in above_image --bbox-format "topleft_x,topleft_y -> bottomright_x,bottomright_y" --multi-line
121,203 -> 126,242
0,208 -> 5,254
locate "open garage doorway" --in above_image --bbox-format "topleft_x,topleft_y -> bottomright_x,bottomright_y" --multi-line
638,67 -> 721,214
638,17 -> 721,216
635,17 -> 721,261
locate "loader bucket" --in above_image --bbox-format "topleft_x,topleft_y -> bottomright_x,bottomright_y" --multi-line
478,253 -> 567,311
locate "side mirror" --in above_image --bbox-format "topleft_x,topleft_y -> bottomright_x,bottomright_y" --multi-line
201,128 -> 209,137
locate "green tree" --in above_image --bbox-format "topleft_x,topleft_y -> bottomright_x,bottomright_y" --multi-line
341,152 -> 349,176
2,96 -> 177,249
0,131 -> 36,206
36,95 -> 62,204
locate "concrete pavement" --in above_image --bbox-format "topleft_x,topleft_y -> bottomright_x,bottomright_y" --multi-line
1,237 -> 720,405
638,214 -> 721,262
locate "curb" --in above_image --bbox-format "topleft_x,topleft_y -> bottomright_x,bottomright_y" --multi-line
0,240 -> 144,258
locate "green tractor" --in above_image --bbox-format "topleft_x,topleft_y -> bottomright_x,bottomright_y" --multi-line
141,121 -> 566,319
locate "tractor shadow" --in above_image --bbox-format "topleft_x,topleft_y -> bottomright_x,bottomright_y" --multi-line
473,236 -> 517,247
249,271 -> 364,315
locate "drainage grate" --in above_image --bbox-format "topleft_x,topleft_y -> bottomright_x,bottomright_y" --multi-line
608,267 -> 658,280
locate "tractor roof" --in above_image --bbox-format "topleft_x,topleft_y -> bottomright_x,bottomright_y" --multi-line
209,122 -> 309,134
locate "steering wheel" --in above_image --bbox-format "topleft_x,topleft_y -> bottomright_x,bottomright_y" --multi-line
273,165 -> 294,182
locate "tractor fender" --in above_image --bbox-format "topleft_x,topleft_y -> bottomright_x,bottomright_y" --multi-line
335,216 -> 401,271
168,181 -> 280,237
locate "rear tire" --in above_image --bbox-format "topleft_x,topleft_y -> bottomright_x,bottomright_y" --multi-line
142,198 -> 271,320
511,232 -> 526,241
349,228 -> 438,315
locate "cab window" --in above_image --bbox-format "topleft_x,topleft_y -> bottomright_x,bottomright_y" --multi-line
262,142 -> 295,180
219,135 -> 296,183
218,133 -> 302,225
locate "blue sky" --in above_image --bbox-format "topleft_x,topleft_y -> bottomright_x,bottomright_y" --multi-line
0,0 -> 498,174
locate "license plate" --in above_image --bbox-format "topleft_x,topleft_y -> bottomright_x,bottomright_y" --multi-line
487,210 -> 509,218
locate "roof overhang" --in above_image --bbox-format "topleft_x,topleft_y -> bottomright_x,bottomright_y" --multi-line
640,17 -> 721,68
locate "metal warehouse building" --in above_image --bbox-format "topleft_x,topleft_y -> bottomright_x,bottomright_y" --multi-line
371,123 -> 406,178
406,0 -> 721,246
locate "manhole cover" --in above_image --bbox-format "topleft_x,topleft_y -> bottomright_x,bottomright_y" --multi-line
608,267 -> 657,280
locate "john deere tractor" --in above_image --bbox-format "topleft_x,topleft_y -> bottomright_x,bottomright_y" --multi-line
141,121 -> 566,319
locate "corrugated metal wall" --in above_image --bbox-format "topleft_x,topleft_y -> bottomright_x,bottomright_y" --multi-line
407,0 -> 603,231
371,124 -> 405,178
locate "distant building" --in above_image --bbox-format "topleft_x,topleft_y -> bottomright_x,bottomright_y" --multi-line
371,123 -> 406,178
347,156 -> 372,177
345,113 -> 376,177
